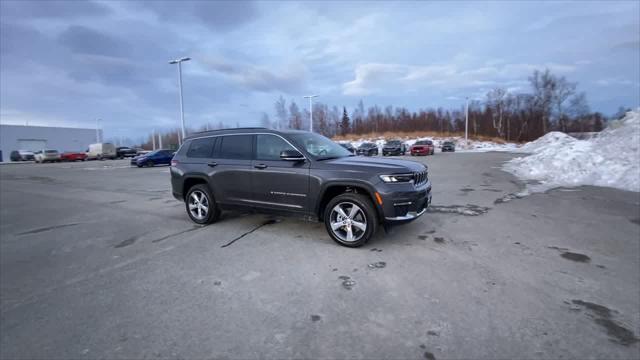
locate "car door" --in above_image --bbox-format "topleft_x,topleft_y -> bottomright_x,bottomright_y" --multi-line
208,134 -> 254,206
251,134 -> 310,212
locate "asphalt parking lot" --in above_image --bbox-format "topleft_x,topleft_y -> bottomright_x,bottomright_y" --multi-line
1,153 -> 639,359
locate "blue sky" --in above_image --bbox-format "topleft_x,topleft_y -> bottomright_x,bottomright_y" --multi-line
1,0 -> 638,139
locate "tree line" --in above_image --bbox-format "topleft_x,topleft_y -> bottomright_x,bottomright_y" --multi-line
265,69 -> 625,142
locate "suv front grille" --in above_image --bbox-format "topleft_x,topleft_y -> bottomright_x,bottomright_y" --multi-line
413,170 -> 428,186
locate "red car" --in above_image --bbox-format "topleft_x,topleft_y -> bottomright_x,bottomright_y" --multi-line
60,151 -> 87,162
410,140 -> 435,156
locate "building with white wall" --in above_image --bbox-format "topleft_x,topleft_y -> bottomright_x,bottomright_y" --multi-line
0,125 -> 101,162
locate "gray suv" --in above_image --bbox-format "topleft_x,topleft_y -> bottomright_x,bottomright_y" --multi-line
170,128 -> 432,247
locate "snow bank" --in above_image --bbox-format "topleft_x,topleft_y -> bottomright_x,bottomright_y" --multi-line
514,131 -> 577,153
504,110 -> 640,192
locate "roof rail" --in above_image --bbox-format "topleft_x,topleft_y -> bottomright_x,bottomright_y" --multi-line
188,127 -> 269,135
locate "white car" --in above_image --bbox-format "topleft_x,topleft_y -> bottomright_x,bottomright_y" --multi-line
34,149 -> 61,163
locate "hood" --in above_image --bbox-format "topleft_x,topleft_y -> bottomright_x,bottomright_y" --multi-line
323,156 -> 426,172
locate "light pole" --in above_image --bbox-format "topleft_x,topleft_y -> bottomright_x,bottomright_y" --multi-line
303,95 -> 318,132
169,57 -> 191,144
465,97 -> 469,148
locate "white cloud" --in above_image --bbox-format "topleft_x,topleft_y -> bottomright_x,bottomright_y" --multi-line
342,62 -> 577,96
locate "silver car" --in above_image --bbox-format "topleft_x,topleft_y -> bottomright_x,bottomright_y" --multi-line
34,149 -> 61,163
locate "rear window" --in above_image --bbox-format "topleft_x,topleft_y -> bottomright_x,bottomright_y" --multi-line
218,135 -> 252,160
186,137 -> 215,158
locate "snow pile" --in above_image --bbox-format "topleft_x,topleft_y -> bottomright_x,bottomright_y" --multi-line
514,131 -> 577,153
504,110 -> 640,192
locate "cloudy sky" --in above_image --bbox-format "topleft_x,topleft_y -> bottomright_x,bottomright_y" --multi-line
1,0 -> 638,139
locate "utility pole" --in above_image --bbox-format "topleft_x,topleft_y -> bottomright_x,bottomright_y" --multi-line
303,95 -> 318,132
152,129 -> 156,150
465,97 -> 469,148
169,57 -> 191,145
158,132 -> 163,149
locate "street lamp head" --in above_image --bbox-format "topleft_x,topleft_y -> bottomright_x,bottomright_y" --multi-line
303,95 -> 319,99
169,57 -> 191,64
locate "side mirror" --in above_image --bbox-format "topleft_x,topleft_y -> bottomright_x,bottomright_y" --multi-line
280,149 -> 305,161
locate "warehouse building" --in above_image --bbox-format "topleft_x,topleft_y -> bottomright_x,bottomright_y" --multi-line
0,124 -> 101,162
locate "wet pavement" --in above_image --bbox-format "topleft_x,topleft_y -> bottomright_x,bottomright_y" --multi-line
1,154 -> 639,359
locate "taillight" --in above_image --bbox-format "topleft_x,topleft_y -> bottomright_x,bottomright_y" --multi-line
171,160 -> 178,166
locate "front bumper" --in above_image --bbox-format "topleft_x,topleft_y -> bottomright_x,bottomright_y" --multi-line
383,148 -> 403,155
376,180 -> 432,222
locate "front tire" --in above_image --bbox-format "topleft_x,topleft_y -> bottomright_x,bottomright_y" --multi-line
324,193 -> 378,247
185,184 -> 219,225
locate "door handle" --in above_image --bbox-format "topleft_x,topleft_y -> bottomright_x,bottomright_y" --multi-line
207,162 -> 217,167
254,164 -> 268,169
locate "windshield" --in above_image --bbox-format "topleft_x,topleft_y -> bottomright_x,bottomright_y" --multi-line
415,140 -> 430,145
444,142 -> 454,145
360,143 -> 374,148
386,141 -> 401,145
288,133 -> 352,159
45,150 -> 57,154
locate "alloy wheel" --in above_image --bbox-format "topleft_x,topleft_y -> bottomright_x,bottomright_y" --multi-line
188,190 -> 209,220
329,202 -> 367,242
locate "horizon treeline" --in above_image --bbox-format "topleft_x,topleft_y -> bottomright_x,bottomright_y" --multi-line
264,68 -> 629,142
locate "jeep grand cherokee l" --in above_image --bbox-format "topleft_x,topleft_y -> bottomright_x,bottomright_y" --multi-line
170,128 -> 432,247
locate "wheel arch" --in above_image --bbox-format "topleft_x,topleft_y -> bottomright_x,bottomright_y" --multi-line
316,181 -> 383,222
182,176 -> 210,201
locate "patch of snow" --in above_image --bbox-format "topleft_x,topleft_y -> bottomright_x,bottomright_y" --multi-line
504,109 -> 640,193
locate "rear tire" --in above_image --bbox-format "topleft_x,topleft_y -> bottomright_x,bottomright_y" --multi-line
324,193 -> 377,248
147,161 -> 154,167
185,184 -> 219,225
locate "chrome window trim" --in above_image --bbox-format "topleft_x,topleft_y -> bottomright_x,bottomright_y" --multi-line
185,132 -> 307,160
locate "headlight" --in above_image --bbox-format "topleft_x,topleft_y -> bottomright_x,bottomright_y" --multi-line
379,174 -> 414,183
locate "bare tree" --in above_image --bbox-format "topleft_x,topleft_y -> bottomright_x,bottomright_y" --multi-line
274,95 -> 287,130
553,76 -> 577,132
260,112 -> 272,129
487,88 -> 507,138
289,101 -> 302,130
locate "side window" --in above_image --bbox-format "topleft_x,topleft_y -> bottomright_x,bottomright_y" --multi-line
186,137 -> 215,158
218,135 -> 252,160
256,135 -> 295,161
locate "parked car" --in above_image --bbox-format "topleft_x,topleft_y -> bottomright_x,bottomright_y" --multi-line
86,143 -> 117,160
60,151 -> 87,161
382,140 -> 407,156
441,141 -> 456,152
410,140 -> 435,156
34,149 -> 61,163
356,142 -> 379,156
116,147 -> 137,158
10,150 -> 35,161
170,128 -> 432,247
135,148 -> 151,156
132,149 -> 174,167
338,142 -> 357,154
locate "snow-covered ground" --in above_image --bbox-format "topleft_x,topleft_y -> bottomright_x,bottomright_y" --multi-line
504,110 -> 640,193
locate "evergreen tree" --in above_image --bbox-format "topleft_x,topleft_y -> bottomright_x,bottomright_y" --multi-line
340,107 -> 350,135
